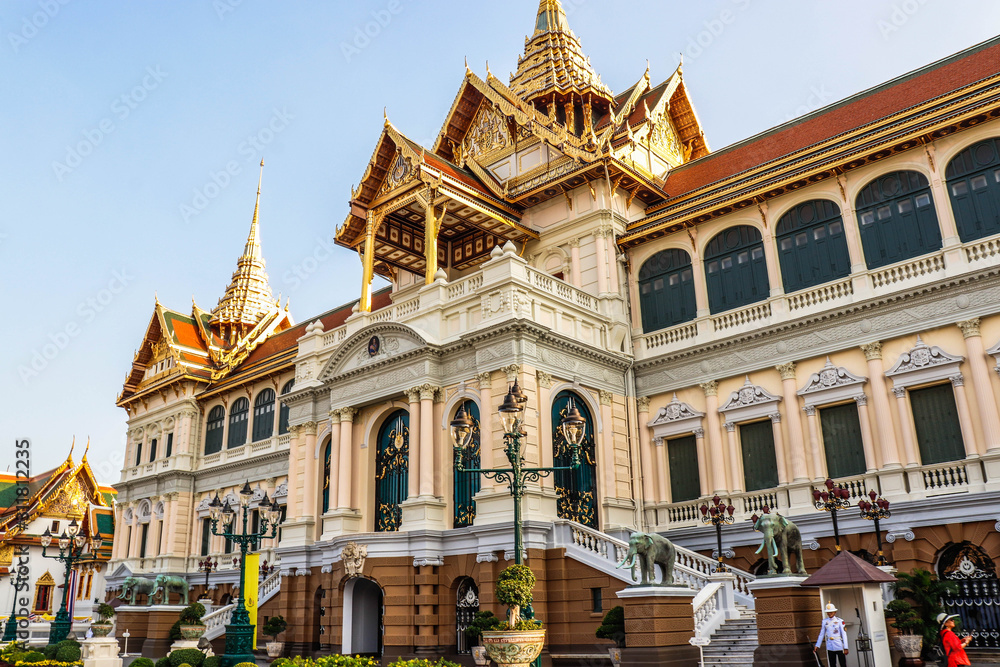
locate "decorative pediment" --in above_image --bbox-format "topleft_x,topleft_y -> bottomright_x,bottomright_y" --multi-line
720,377 -> 782,424
318,323 -> 430,381
460,101 -> 511,163
647,393 -> 704,439
798,359 -> 867,407
885,337 -> 965,388
988,339 -> 1000,372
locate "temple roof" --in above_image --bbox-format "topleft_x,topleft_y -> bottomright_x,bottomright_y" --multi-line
211,160 -> 279,339
509,0 -> 613,106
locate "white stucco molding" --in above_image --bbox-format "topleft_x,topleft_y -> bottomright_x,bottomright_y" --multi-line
797,358 -> 868,407
647,392 -> 705,439
885,337 -> 965,389
719,376 -> 782,424
987,339 -> 1000,376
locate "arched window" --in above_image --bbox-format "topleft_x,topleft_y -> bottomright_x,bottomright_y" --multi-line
453,400 -> 481,528
638,249 -> 696,332
704,225 -> 769,313
946,138 -> 1000,242
227,398 -> 249,449
278,380 -> 294,435
552,390 -> 597,528
205,406 -> 225,455
252,389 -> 276,442
856,170 -> 941,269
375,410 -> 409,532
456,578 -> 480,654
321,437 -> 332,514
775,200 -> 851,292
149,438 -> 158,463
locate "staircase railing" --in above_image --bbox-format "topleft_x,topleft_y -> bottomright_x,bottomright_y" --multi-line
202,603 -> 234,640
260,570 -> 281,604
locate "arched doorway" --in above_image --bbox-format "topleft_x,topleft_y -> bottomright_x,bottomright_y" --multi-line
938,542 -> 1000,647
343,578 -> 383,656
312,586 -> 325,650
456,578 -> 479,654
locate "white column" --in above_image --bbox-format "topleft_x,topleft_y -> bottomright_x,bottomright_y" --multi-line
950,375 -> 980,458
301,422 -> 318,519
600,391 -> 617,500
538,373 -> 554,490
958,319 -> 1000,452
407,388 -> 421,499
725,422 -> 743,493
702,382 -> 727,493
854,395 -> 879,473
419,385 -> 436,497
653,437 -> 669,503
337,409 -> 357,509
594,232 -> 608,294
862,342 -> 903,468
836,175 -> 869,273
694,428 -> 709,498
803,406 -> 827,480
636,397 -> 655,504
569,239 -> 582,288
892,388 -> 920,466
327,410 -> 342,511
777,363 -> 809,482
769,413 -> 789,486
605,229 -> 620,295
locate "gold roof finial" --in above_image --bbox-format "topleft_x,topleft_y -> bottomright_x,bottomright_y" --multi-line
82,438 -> 90,462
68,436 -> 75,461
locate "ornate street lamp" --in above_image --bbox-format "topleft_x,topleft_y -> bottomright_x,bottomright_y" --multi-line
197,558 -> 218,595
208,483 -> 283,667
858,490 -> 891,566
39,519 -> 100,644
3,567 -> 24,642
813,479 -> 852,551
700,495 -> 736,573
451,380 -> 585,566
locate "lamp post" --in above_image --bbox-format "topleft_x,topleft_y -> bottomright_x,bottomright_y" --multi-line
3,568 -> 23,642
207,483 -> 283,667
812,479 -> 852,551
39,518 -> 99,645
700,495 -> 736,573
451,378 -> 586,566
858,490 -> 891,566
197,558 -> 218,597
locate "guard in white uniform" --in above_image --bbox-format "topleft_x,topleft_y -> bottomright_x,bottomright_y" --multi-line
813,602 -> 849,667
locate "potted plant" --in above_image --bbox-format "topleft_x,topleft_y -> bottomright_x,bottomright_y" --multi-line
177,602 -> 207,640
595,606 -> 626,666
892,567 -> 959,659
465,610 -> 502,665
92,602 -> 116,637
262,615 -> 288,658
886,600 -> 923,659
481,565 -> 545,667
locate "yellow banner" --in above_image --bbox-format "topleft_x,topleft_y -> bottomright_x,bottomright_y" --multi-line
244,552 -> 260,648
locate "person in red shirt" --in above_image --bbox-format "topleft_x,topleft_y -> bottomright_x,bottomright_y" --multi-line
937,613 -> 972,667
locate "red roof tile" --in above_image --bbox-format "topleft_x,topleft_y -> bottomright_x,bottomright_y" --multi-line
660,37 -> 1000,200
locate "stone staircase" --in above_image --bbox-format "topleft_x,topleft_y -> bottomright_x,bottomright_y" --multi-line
202,569 -> 282,641
700,606 -> 759,666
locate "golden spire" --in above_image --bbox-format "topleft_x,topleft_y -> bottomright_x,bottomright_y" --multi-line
210,159 -> 277,342
509,0 -> 612,108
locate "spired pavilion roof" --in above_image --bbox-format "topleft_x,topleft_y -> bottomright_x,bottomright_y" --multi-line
0,443 -> 116,570
339,0 -> 709,280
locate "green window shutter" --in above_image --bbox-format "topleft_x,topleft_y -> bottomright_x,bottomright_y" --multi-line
819,403 -> 867,479
638,250 -> 697,332
667,435 -> 701,502
375,410 -> 409,532
856,171 -> 942,269
453,400 -> 482,528
946,138 -> 1000,242
739,420 -> 779,492
704,226 -> 770,314
552,391 -> 598,528
909,384 -> 967,465
200,519 -> 211,556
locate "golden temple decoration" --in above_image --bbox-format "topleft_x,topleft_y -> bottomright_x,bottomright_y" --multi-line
648,112 -> 685,165
463,103 -> 512,160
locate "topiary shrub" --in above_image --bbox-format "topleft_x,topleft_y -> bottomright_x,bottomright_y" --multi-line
234,663 -> 256,667
176,663 -> 192,667
131,658 -> 154,667
595,605 -> 626,648
168,620 -> 182,641
42,645 -> 59,660
55,644 -> 81,663
21,652 -> 46,664
155,657 -> 172,667
464,610 -> 501,645
178,603 -> 206,626
494,564 -> 537,629
168,648 -> 205,667
262,615 -> 287,642
202,656 -> 220,667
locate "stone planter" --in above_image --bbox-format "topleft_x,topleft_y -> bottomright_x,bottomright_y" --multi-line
179,624 -> 206,640
266,642 -> 284,658
471,646 -> 488,666
607,647 -> 622,667
482,630 -> 545,667
91,622 -> 114,637
894,634 -> 922,658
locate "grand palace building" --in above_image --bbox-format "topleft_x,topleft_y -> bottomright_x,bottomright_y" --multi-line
107,1 -> 1000,662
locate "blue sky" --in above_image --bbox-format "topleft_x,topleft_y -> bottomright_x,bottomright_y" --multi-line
2,0 -> 998,483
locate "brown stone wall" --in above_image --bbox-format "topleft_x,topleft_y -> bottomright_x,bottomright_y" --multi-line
751,584 -> 821,667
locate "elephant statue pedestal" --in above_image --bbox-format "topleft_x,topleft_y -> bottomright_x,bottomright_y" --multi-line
746,576 -> 821,667
81,637 -> 122,667
114,604 -> 186,658
614,586 -> 700,666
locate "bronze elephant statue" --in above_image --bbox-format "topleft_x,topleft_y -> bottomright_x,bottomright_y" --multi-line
119,576 -> 156,606
616,532 -> 676,586
754,513 -> 807,576
151,574 -> 190,605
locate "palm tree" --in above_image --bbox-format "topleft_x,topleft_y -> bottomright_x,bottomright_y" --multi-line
892,568 -> 959,654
